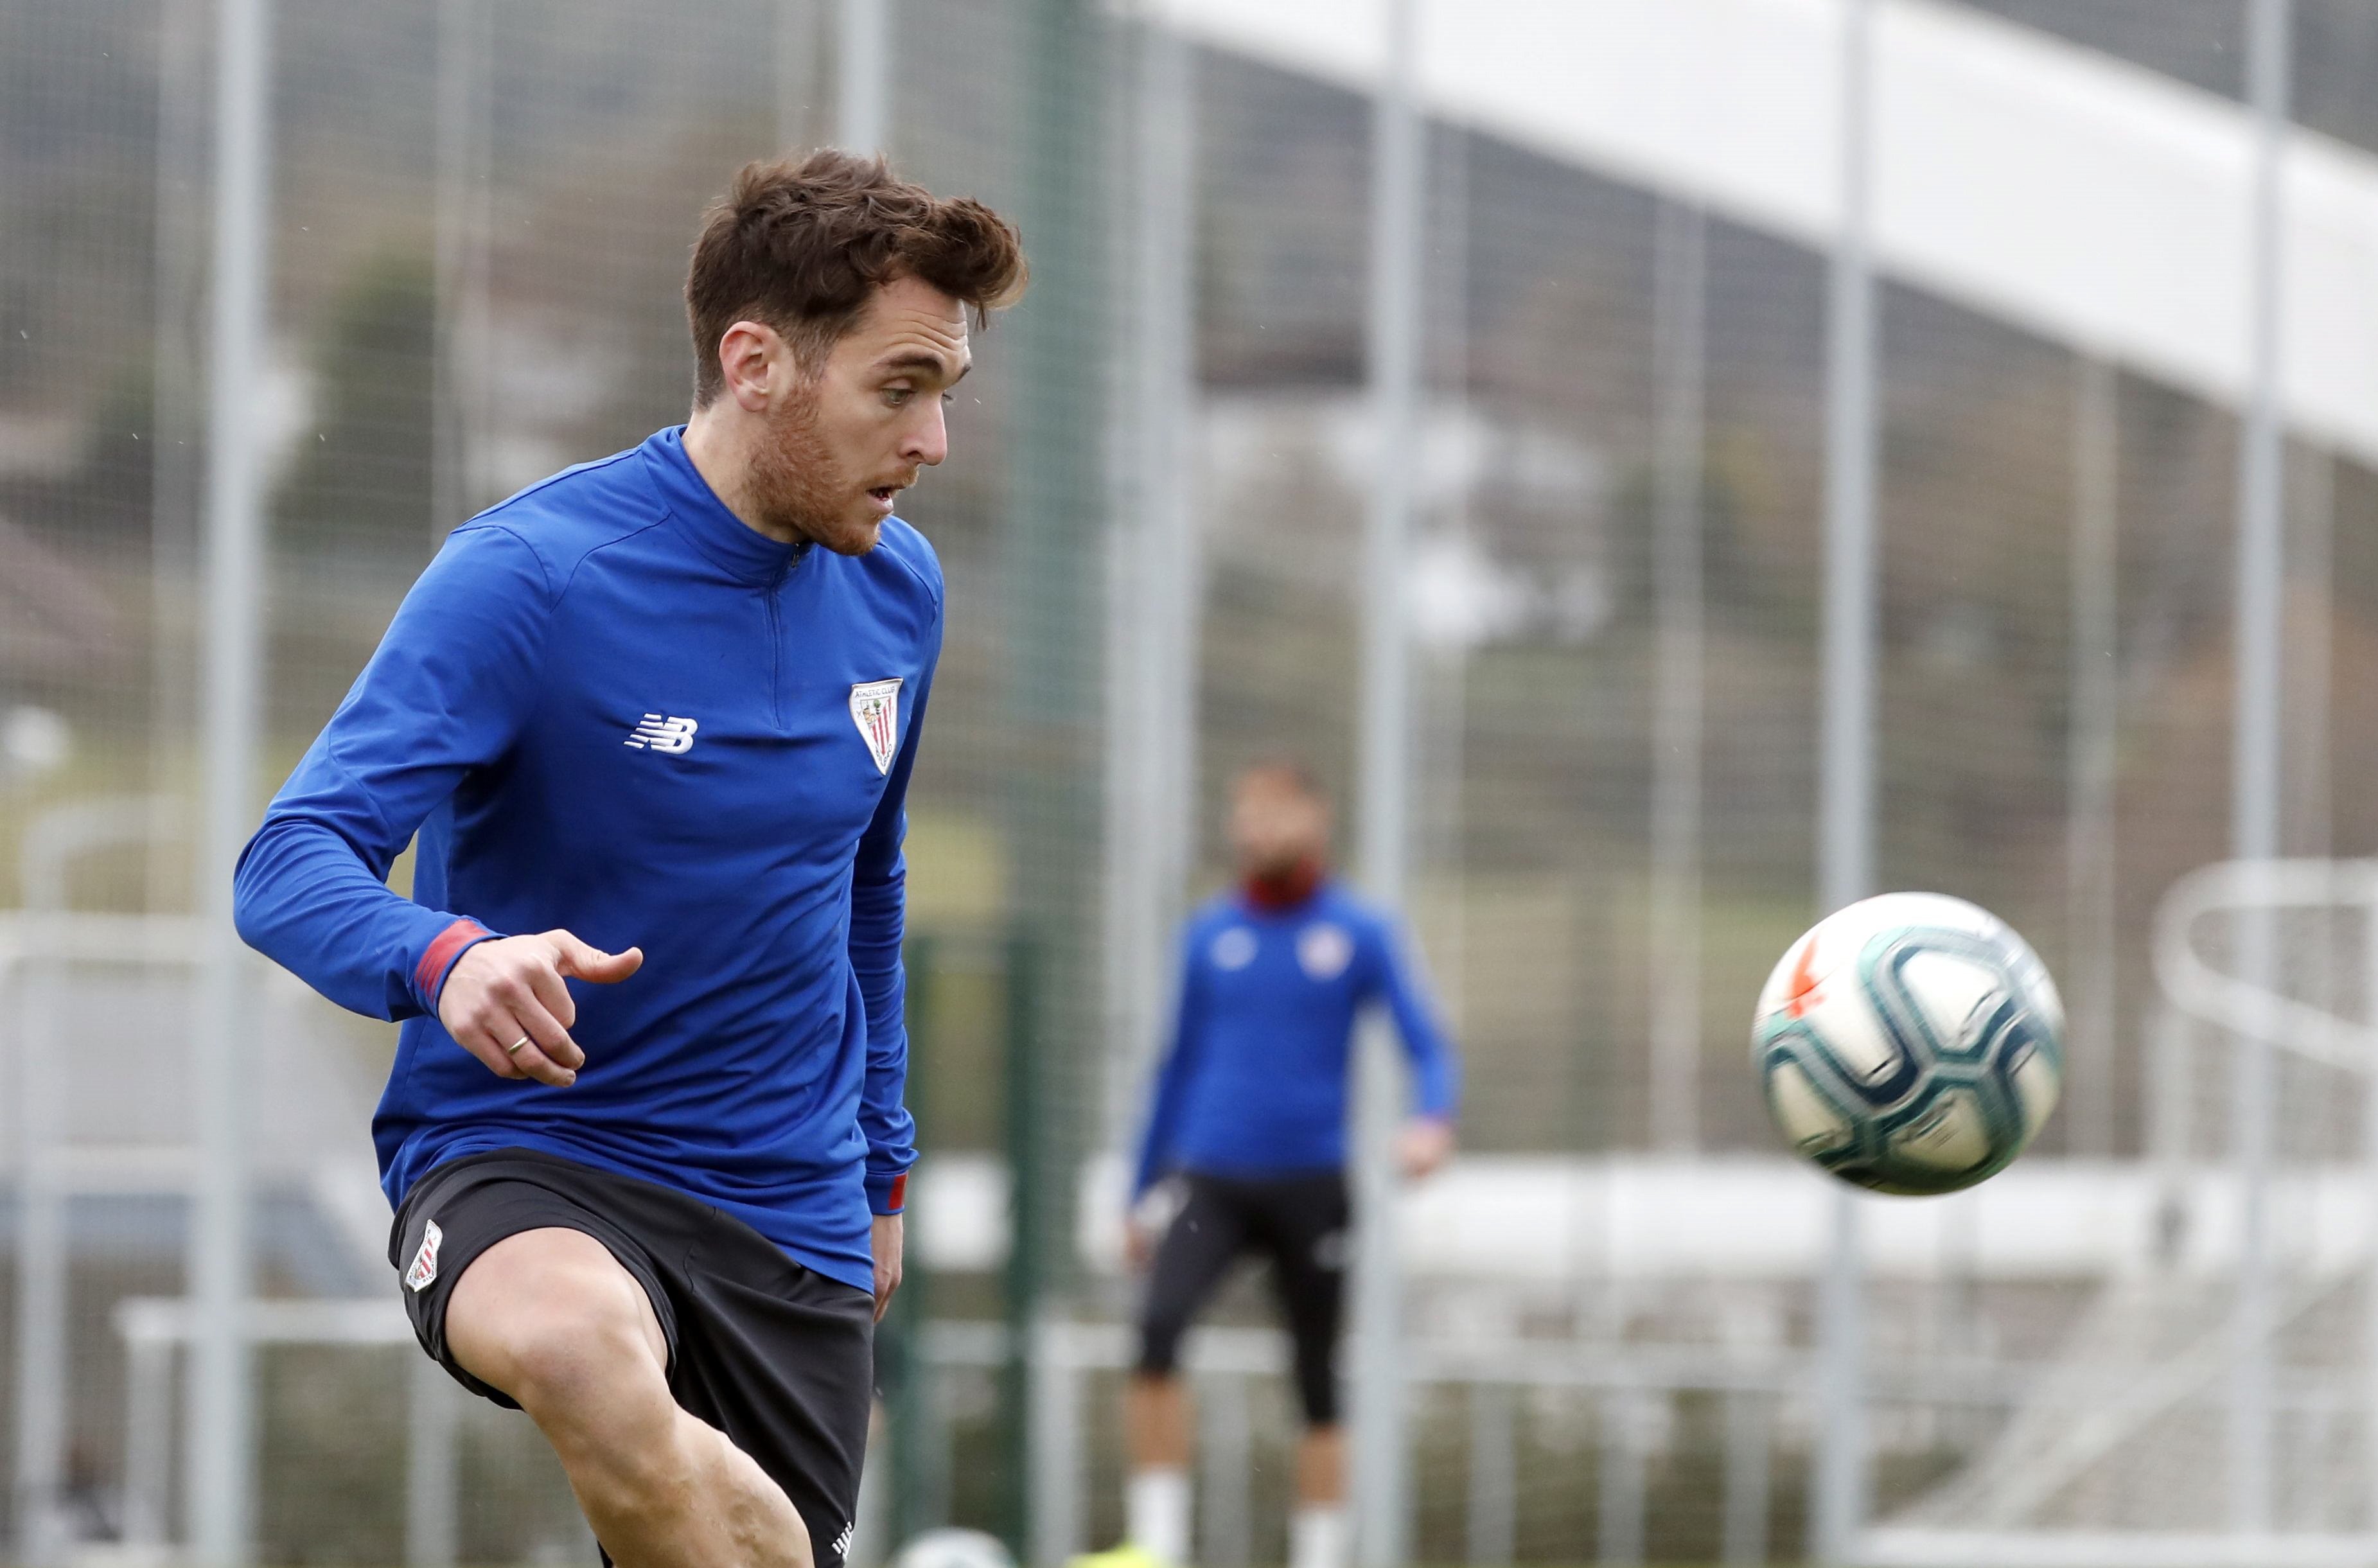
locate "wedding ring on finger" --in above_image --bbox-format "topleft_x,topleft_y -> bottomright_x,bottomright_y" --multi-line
506,1035 -> 531,1057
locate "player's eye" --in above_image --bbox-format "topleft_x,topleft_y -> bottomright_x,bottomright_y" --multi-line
883,385 -> 915,407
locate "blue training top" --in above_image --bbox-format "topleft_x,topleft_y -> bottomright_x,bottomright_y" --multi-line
234,426 -> 937,1293
1131,880 -> 1459,1197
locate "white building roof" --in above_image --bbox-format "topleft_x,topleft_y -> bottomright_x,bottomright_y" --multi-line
1161,0 -> 2378,466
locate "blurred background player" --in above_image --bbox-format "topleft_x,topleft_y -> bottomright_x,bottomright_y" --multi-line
1114,762 -> 1459,1568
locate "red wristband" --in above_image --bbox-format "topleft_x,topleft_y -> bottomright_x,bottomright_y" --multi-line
415,918 -> 493,1007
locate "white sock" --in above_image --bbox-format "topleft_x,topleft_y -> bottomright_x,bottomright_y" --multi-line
1127,1467 -> 1190,1565
1291,1506 -> 1346,1568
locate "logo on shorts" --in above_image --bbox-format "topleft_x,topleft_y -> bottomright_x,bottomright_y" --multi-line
405,1219 -> 444,1293
624,714 -> 700,754
831,1522 -> 855,1561
849,679 -> 903,774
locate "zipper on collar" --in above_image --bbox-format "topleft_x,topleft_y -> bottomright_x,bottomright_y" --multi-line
765,554 -> 797,730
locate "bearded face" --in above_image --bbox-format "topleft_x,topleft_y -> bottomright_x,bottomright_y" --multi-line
701,276 -> 969,556
744,379 -> 876,554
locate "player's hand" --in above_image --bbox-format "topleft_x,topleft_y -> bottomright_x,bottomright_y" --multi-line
437,929 -> 643,1089
870,1213 -> 904,1322
1396,1116 -> 1455,1180
1123,1213 -> 1157,1273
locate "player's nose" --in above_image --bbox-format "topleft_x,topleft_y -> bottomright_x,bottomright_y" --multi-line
902,403 -> 949,467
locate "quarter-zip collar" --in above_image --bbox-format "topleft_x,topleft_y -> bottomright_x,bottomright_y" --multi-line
640,425 -> 810,586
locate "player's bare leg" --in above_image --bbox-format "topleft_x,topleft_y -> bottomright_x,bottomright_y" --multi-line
1295,1424 -> 1342,1506
1292,1425 -> 1346,1568
445,1228 -> 813,1568
1122,1372 -> 1192,1562
1124,1371 -> 1191,1468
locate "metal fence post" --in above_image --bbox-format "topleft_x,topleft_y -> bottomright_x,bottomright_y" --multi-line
2362,883 -> 2378,1528
404,1353 -> 461,1568
1197,1371 -> 1253,1568
836,0 -> 888,154
1722,1387 -> 1771,1567
432,0 -> 491,543
1030,1319 -> 1083,1567
887,935 -> 940,1548
1003,0 -> 1111,1553
1596,1391 -> 1648,1567
1003,932 -> 1044,1560
1648,197 -> 1709,1156
194,0 -> 276,1534
2066,356 -> 2122,1160
13,949 -> 66,1568
1352,1 -> 1423,1562
122,1328 -> 174,1550
1464,1380 -> 1516,1567
1813,0 -> 1878,1560
1103,2 -> 1201,1157
2228,0 -> 2293,1533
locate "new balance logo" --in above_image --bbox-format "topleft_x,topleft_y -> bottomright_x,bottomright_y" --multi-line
831,1523 -> 854,1562
624,714 -> 699,754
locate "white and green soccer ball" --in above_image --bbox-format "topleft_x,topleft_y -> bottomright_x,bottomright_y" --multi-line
895,1531 -> 1016,1568
1752,892 -> 2064,1195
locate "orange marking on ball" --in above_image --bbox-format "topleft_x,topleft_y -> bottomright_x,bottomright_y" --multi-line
1783,933 -> 1823,1018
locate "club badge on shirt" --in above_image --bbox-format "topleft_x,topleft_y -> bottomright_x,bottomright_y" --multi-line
849,679 -> 903,774
1297,922 -> 1353,980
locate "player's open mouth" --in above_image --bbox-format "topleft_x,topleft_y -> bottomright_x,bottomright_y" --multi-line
866,486 -> 899,513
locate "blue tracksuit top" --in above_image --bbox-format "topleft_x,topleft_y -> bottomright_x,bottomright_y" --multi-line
1131,880 -> 1459,1198
233,426 -> 935,1293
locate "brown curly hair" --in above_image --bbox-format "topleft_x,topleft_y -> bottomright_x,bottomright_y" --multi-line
685,149 -> 1028,406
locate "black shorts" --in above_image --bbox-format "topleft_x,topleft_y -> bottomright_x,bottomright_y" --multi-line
1136,1168 -> 1350,1425
389,1149 -> 875,1568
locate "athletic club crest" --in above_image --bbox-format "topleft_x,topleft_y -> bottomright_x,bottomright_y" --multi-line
405,1219 -> 443,1293
1297,922 -> 1354,981
849,678 -> 903,775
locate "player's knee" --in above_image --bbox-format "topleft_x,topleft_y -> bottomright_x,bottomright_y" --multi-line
506,1314 -> 696,1519
499,1301 -> 659,1423
1136,1315 -> 1186,1379
447,1237 -> 666,1429
1296,1374 -> 1340,1429
1291,1340 -> 1339,1426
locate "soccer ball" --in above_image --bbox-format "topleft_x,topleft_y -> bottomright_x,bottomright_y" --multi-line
895,1530 -> 1016,1568
1752,892 -> 2064,1195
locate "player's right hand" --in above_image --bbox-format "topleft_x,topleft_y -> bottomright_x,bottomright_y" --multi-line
1123,1213 -> 1156,1272
437,929 -> 643,1088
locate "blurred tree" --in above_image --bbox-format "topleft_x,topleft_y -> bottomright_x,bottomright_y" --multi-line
275,247 -> 434,554
0,357 -> 163,548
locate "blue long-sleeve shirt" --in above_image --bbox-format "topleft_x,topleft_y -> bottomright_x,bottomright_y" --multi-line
234,426 -> 936,1293
1131,881 -> 1459,1197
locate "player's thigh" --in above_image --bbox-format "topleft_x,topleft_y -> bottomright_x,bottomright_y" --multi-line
445,1226 -> 669,1411
1138,1181 -> 1251,1359
1254,1175 -> 1351,1350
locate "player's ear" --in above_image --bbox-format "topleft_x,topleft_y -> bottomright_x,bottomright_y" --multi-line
716,320 -> 779,412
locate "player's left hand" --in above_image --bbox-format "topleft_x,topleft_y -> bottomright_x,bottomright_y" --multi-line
870,1213 -> 903,1322
1395,1116 -> 1455,1179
